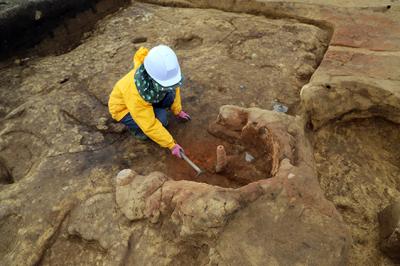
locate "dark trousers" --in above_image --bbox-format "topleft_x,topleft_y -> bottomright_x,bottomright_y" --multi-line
120,91 -> 175,134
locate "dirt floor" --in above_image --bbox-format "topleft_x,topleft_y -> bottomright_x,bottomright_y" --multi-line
1,0 -> 400,265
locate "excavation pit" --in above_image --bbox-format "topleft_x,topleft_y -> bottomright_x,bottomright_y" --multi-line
165,128 -> 278,188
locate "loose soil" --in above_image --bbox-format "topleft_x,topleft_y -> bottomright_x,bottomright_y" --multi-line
165,136 -> 243,188
165,131 -> 274,188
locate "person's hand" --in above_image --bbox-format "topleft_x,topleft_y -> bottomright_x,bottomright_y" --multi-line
171,144 -> 184,158
177,110 -> 191,121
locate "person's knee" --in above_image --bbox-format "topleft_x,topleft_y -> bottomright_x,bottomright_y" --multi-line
155,109 -> 168,127
159,115 -> 168,127
120,113 -> 140,130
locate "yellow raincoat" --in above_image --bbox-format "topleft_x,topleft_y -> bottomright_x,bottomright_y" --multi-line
108,47 -> 182,149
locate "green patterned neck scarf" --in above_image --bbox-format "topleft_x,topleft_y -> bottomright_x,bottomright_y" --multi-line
134,64 -> 183,103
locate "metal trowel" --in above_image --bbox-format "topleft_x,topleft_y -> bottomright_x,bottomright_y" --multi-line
179,150 -> 204,176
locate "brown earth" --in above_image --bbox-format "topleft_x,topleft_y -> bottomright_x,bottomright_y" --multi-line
165,122 -> 279,188
1,0 -> 400,265
165,136 -> 245,188
313,118 -> 400,265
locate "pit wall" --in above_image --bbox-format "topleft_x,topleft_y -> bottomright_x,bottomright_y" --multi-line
0,0 -> 130,58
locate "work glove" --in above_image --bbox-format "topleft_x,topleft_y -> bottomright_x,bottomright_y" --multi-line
171,144 -> 184,159
177,110 -> 191,121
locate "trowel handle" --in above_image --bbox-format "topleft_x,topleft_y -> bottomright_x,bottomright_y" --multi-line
180,151 -> 202,175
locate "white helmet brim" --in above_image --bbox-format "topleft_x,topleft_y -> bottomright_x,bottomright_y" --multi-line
144,45 -> 182,87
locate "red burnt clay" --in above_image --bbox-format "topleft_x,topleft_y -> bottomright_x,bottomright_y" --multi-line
165,134 -> 273,188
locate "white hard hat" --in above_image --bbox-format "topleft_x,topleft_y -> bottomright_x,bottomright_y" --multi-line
144,45 -> 182,87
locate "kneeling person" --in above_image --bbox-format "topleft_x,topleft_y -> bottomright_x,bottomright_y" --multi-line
108,45 -> 190,158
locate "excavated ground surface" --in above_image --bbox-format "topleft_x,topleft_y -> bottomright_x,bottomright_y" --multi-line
165,128 -> 276,188
165,137 -> 245,188
313,118 -> 400,265
1,0 -> 400,265
0,2 -> 329,181
0,2 -> 331,265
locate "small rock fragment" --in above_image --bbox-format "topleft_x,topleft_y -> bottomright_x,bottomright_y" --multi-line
14,58 -> 29,66
96,125 -> 108,131
244,152 -> 255,162
98,117 -> 107,125
116,169 -> 136,186
96,117 -> 108,131
35,10 -> 42,21
272,100 -> 288,113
